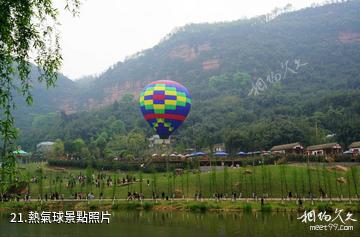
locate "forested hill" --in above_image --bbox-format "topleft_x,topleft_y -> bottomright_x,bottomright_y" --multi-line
13,65 -> 79,133
17,1 -> 360,156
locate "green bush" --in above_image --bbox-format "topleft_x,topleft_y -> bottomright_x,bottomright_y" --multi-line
317,203 -> 333,212
143,202 -> 155,211
243,203 -> 252,212
260,204 -> 272,212
187,203 -> 208,212
10,202 -> 25,210
111,203 -> 121,210
89,203 -> 99,211
111,202 -> 142,210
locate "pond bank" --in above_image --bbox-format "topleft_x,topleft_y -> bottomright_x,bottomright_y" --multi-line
1,199 -> 359,213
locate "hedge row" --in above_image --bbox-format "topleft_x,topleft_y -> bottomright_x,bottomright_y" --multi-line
47,154 -> 357,172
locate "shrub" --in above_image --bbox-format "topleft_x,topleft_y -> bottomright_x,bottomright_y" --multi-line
143,202 -> 155,211
11,202 -> 25,210
111,202 -> 142,210
317,203 -> 333,212
89,203 -> 98,211
243,203 -> 252,212
187,203 -> 208,212
125,202 -> 142,210
260,204 -> 272,212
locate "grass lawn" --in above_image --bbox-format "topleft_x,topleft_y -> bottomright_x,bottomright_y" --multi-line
13,162 -> 360,200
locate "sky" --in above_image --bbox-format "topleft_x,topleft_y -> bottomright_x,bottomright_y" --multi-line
56,0 -> 324,80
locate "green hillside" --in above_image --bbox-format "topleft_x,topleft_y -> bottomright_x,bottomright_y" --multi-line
13,65 -> 79,132
16,1 -> 360,156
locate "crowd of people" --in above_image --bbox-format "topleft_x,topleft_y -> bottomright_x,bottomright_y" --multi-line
1,170 -> 324,205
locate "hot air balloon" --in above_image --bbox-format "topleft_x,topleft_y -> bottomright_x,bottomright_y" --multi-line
139,80 -> 191,139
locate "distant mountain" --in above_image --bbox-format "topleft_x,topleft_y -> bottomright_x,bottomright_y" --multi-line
13,65 -> 79,130
16,1 -> 360,152
72,0 -> 360,108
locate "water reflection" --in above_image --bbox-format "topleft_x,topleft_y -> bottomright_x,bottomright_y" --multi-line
0,211 -> 358,237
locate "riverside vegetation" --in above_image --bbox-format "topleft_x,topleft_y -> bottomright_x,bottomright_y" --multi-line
1,161 -> 359,213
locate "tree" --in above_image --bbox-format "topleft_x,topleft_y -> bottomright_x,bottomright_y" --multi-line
225,131 -> 248,154
108,120 -> 126,136
72,138 -> 86,159
52,139 -> 64,159
103,131 -> 147,160
104,135 -> 127,160
0,0 -> 80,195
95,132 -> 108,158
127,131 -> 147,158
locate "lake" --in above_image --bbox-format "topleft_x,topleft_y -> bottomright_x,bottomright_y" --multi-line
0,211 -> 358,237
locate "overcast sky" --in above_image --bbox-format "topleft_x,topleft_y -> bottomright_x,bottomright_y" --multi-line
56,0 -> 324,80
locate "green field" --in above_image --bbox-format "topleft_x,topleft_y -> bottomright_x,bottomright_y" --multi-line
14,162 -> 360,200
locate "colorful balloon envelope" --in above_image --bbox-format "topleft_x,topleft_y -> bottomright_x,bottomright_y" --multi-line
139,80 -> 191,139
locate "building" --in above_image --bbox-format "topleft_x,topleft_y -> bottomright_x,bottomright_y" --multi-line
148,135 -> 170,148
12,148 -> 30,163
306,143 -> 342,156
36,141 -> 54,153
348,141 -> 360,155
213,143 -> 225,152
13,149 -> 28,156
270,142 -> 304,155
